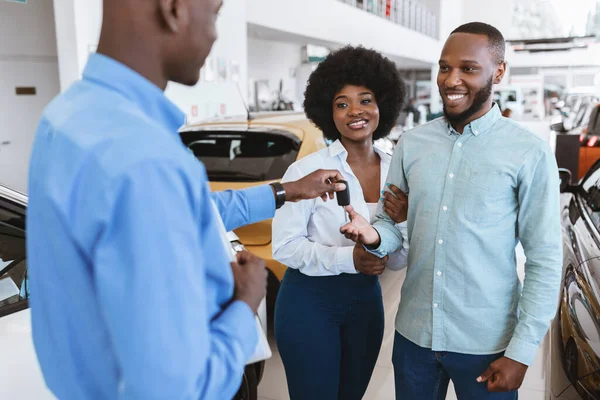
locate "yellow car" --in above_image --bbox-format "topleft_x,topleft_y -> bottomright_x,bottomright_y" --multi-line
180,112 -> 327,311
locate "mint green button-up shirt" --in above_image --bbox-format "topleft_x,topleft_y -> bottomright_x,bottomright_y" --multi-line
371,104 -> 562,365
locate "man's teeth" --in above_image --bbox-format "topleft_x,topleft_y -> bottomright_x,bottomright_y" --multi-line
448,94 -> 465,101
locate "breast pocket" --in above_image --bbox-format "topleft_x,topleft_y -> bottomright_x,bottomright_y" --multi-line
464,169 -> 516,224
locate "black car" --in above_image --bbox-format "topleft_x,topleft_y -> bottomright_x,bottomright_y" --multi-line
547,162 -> 600,399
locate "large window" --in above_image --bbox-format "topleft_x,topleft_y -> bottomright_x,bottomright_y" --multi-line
181,130 -> 301,182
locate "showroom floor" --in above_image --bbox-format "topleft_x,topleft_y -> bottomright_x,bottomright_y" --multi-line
257,245 -> 547,400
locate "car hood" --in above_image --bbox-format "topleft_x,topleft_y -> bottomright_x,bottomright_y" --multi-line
209,181 -> 273,247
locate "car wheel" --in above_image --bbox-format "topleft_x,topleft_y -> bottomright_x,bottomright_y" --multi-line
565,337 -> 579,382
266,270 -> 280,331
233,365 -> 258,400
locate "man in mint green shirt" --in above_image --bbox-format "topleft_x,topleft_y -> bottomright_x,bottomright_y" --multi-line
342,22 -> 561,399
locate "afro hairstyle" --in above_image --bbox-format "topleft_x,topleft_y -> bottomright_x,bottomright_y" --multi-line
303,46 -> 406,142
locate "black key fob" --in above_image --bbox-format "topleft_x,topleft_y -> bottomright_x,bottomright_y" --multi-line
336,180 -> 350,206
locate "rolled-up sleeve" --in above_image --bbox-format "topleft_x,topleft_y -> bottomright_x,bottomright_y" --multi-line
369,137 -> 409,258
505,146 -> 562,366
386,222 -> 409,271
94,160 -> 256,399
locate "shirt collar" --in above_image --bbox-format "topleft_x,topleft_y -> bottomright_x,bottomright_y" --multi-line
446,102 -> 501,136
327,139 -> 391,165
82,53 -> 186,135
328,139 -> 347,158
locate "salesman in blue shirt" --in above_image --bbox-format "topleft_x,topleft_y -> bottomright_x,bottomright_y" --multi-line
26,1 -> 345,399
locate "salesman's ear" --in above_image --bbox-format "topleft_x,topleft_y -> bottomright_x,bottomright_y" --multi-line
158,0 -> 190,34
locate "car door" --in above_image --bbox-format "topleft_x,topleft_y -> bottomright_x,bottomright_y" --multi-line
556,161 -> 600,397
0,190 -> 55,399
548,176 -> 592,397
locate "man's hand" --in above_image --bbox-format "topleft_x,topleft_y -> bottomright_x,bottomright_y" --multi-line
281,169 -> 346,202
383,184 -> 408,224
477,356 -> 528,392
231,251 -> 267,313
340,205 -> 381,246
353,243 -> 388,275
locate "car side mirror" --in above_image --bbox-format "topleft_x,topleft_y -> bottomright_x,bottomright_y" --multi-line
563,119 -> 573,131
559,168 -> 577,194
551,122 -> 567,133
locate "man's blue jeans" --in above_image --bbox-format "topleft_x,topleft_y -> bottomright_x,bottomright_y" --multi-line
393,332 -> 519,400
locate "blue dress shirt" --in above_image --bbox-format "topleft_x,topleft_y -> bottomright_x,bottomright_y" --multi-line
27,53 -> 275,400
370,104 -> 562,366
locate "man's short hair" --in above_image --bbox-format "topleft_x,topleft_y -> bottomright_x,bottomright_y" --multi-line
451,22 -> 506,63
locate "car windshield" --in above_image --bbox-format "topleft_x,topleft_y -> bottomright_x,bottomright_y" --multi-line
0,224 -> 28,308
181,130 -> 301,182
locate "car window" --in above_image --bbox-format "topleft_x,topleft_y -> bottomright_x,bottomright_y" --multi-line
494,90 -> 518,104
574,100 -> 592,128
181,130 -> 300,182
0,223 -> 28,315
574,102 -> 587,127
589,106 -> 600,136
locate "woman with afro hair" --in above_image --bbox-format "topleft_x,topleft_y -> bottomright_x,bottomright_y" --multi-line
272,46 -> 409,399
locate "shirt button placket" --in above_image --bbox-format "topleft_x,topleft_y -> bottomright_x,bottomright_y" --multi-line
432,138 -> 464,350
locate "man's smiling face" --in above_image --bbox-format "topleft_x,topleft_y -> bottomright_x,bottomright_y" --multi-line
437,32 -> 505,127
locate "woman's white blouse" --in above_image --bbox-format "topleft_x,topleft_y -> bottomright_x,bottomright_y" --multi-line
272,140 -> 409,277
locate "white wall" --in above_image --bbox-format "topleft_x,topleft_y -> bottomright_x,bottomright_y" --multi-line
53,0 -> 102,91
248,0 -> 441,65
0,62 -> 60,193
165,0 -> 249,122
247,38 -> 303,109
461,0 -> 514,36
0,1 -> 60,193
0,1 -> 58,58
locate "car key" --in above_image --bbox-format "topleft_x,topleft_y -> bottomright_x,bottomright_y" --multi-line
336,180 -> 350,222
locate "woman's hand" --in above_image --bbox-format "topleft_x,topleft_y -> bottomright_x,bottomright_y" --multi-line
382,184 -> 408,224
340,205 -> 381,246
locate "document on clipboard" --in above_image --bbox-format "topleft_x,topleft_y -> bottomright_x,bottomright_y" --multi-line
211,201 -> 272,365
246,298 -> 272,365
